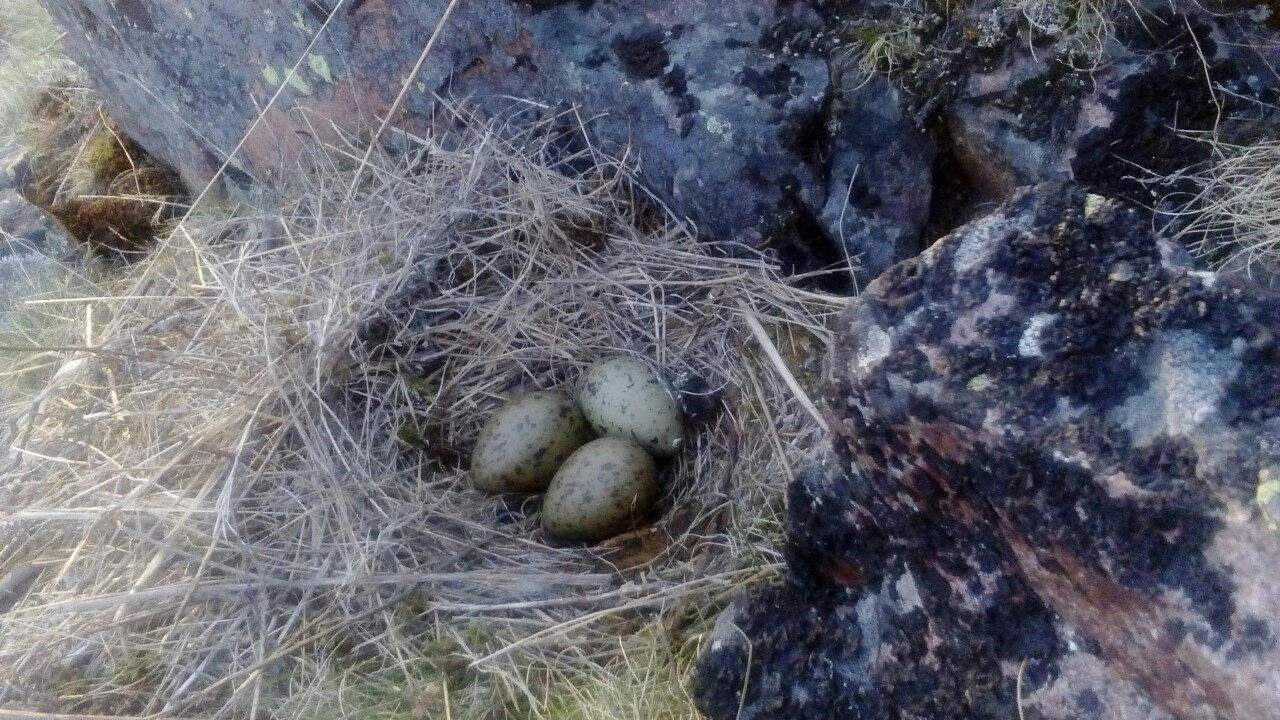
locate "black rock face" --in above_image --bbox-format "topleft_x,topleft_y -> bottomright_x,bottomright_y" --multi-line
943,5 -> 1280,230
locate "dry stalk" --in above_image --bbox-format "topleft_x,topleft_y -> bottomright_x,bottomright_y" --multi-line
1167,137 -> 1280,281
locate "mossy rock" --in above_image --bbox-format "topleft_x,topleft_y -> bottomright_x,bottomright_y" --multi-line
16,91 -> 187,261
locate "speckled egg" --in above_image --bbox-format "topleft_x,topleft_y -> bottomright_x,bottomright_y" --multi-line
542,437 -> 659,542
577,356 -> 684,457
470,390 -> 591,494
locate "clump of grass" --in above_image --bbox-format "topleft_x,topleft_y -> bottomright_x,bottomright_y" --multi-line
0,0 -> 80,145
1012,0 -> 1120,66
17,86 -> 188,260
0,106 -> 842,718
838,0 -> 1126,89
1167,138 -> 1280,281
837,0 -> 943,81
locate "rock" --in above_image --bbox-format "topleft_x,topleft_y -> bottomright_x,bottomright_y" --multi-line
40,0 -> 933,282
694,183 -> 1280,719
1,138 -> 78,282
0,186 -> 64,258
0,148 -> 77,320
945,5 -> 1280,208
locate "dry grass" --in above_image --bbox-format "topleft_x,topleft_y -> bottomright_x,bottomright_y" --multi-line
0,106 -> 843,718
839,0 -> 1128,85
0,258 -> 97,408
1168,138 -> 1280,282
1012,0 -> 1122,62
0,0 -> 95,408
0,0 -> 80,146
838,0 -> 941,82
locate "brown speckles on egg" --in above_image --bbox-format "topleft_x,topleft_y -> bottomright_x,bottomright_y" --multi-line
542,437 -> 659,542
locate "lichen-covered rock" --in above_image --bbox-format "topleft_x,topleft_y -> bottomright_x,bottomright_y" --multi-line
694,183 -> 1280,719
41,0 -> 933,281
946,6 -> 1280,207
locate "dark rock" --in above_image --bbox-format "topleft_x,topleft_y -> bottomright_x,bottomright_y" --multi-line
821,66 -> 935,278
40,0 -> 935,283
694,183 -> 1280,719
0,146 -> 78,273
945,5 -> 1280,209
0,182 -> 76,331
0,183 -> 62,257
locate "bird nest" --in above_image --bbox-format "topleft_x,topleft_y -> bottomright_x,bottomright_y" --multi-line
0,108 -> 843,719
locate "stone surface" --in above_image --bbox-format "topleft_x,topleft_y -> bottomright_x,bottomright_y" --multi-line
694,183 -> 1280,719
0,149 -> 76,329
41,0 -> 934,282
945,5 -> 1280,208
0,185 -> 75,376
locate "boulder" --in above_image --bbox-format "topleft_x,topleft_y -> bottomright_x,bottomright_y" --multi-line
694,183 -> 1280,719
41,0 -> 934,281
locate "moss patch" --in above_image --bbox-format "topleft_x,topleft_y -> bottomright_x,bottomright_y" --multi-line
17,86 -> 187,261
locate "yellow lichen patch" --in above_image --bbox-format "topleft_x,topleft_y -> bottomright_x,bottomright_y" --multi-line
261,64 -> 281,87
1258,468 -> 1280,534
260,64 -> 311,95
80,129 -> 132,182
967,374 -> 994,392
1084,193 -> 1107,218
286,72 -> 313,96
307,54 -> 333,84
702,113 -> 733,140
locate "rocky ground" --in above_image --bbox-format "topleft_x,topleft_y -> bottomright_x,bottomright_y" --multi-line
35,0 -> 1280,286
6,0 -> 1280,717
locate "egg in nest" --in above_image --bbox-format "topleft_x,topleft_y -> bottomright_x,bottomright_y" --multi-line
469,390 -> 591,493
542,437 -> 659,542
577,356 -> 684,457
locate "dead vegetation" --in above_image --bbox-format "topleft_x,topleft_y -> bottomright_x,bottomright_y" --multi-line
0,0 -> 80,141
1,0 -> 1277,716
17,85 -> 186,261
840,0 -> 1126,82
0,107 -> 843,718
1167,137 -> 1280,281
2,0 -> 185,261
